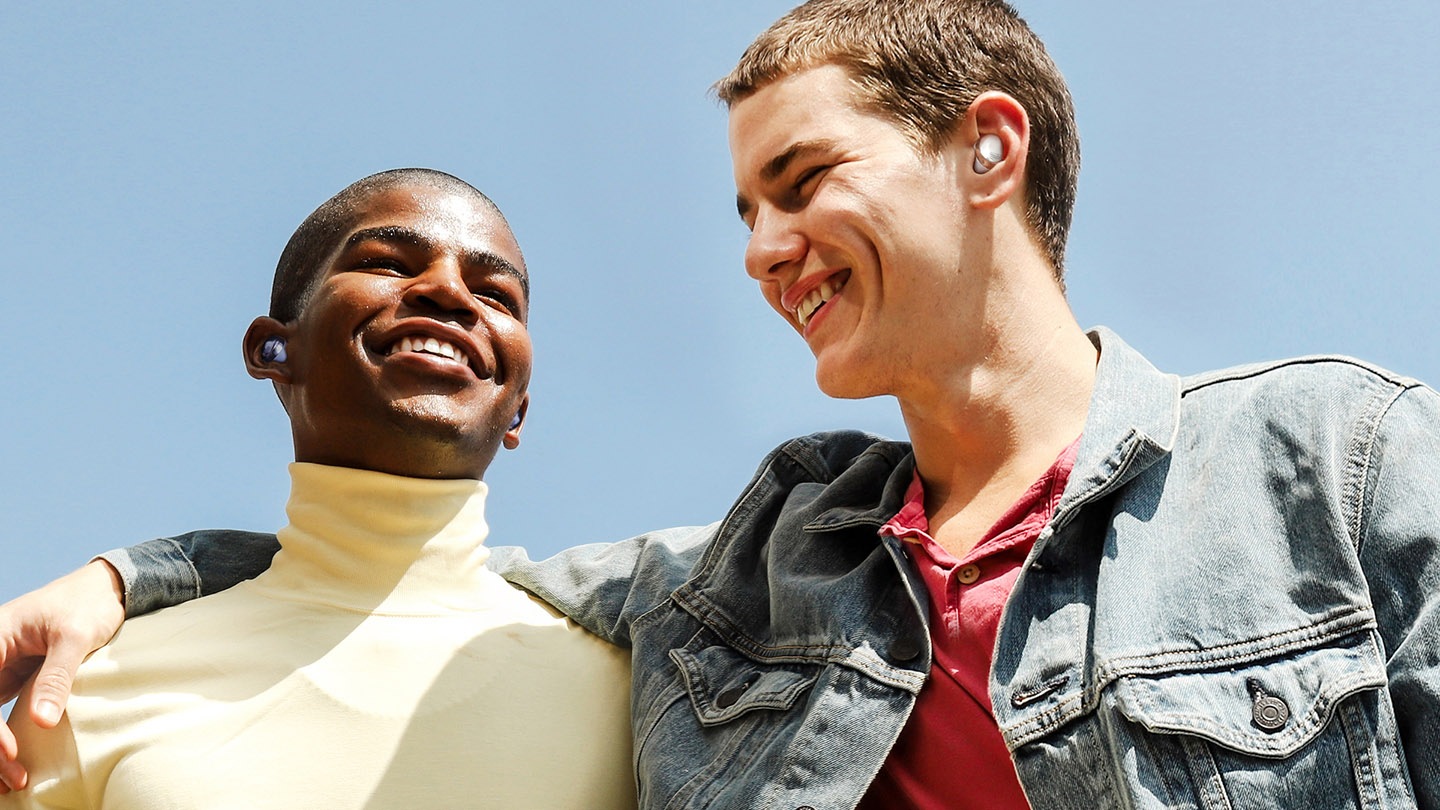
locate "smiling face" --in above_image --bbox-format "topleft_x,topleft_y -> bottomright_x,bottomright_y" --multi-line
250,182 -> 532,481
730,64 -> 988,400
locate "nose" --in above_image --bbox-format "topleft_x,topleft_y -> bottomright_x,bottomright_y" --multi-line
403,262 -> 481,324
744,207 -> 807,282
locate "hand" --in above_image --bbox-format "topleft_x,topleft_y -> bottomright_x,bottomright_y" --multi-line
0,561 -> 125,792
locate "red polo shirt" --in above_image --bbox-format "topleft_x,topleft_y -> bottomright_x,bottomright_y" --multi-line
859,439 -> 1079,810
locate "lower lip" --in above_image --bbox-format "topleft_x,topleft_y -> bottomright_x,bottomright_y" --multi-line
385,350 -> 475,379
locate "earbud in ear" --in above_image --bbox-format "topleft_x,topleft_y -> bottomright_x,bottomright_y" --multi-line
973,134 -> 1004,174
509,412 -> 522,430
261,337 -> 288,364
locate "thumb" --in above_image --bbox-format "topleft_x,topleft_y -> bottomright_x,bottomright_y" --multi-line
27,639 -> 88,728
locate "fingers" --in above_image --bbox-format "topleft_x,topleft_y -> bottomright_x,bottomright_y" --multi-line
27,641 -> 87,729
0,721 -> 27,792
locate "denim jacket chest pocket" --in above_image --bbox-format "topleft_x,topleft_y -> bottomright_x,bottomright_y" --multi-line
1107,634 -> 1409,810
633,611 -> 907,810
670,631 -> 822,727
1011,633 -> 1412,810
1110,637 -> 1387,761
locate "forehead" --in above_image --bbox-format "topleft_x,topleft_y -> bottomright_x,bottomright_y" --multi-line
340,184 -> 525,271
728,65 -> 916,182
730,66 -> 873,152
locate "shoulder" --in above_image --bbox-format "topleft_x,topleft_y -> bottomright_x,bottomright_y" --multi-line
760,430 -> 911,485
1176,355 -> 1433,435
76,586 -> 280,689
1182,354 -> 1425,399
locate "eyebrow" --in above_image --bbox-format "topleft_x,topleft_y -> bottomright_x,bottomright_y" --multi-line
344,225 -> 530,299
735,138 -> 841,221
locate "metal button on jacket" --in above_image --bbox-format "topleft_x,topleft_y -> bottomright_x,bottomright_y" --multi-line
889,636 -> 923,663
1247,678 -> 1290,732
716,673 -> 761,709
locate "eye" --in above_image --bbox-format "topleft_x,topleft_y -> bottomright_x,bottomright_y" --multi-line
472,283 -> 523,317
789,165 -> 829,205
799,165 -> 830,190
353,256 -> 411,276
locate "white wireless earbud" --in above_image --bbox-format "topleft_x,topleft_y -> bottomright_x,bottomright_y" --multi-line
973,134 -> 1004,174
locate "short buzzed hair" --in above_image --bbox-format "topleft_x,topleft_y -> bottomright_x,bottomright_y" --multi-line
716,0 -> 1079,279
270,169 -> 521,322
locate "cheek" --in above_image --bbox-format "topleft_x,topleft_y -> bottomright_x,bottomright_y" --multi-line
499,329 -> 534,381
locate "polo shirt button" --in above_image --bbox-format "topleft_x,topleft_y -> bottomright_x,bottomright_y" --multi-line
715,673 -> 760,709
957,564 -> 981,584
889,636 -> 924,662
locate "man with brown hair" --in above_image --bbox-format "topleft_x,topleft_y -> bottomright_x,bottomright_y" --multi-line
4,2 -> 1438,808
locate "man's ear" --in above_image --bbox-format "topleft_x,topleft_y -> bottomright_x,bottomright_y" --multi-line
961,90 -> 1030,211
502,394 -> 529,451
243,317 -> 294,385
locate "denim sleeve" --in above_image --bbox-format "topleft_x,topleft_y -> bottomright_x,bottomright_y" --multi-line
488,524 -> 718,647
1359,384 -> 1440,808
98,530 -> 281,619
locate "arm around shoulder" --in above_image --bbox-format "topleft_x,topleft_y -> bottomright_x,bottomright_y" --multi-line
102,529 -> 280,618
489,523 -> 720,646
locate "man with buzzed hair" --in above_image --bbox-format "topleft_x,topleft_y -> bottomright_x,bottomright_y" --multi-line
4,1 -> 1438,808
0,169 -> 634,809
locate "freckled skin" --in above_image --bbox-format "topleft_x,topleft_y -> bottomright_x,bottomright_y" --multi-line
247,184 -> 532,482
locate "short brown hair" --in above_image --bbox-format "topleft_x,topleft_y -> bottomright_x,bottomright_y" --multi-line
715,0 -> 1079,278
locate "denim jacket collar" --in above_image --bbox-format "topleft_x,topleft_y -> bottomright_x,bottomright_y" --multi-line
801,327 -> 1184,535
1058,327 -> 1181,521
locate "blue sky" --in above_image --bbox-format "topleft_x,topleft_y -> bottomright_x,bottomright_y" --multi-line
3,1 -> 1438,603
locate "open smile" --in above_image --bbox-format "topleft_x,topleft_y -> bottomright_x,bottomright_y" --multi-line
373,322 -> 493,380
788,269 -> 851,329
387,335 -> 470,368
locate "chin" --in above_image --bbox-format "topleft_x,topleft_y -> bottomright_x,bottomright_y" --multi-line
813,368 -> 889,401
386,398 -> 479,440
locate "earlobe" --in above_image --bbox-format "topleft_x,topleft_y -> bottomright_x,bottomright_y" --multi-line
243,317 -> 294,384
502,395 -> 529,451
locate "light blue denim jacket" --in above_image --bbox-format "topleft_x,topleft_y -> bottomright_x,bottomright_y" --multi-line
110,329 -> 1440,810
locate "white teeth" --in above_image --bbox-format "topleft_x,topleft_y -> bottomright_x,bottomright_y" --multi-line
388,335 -> 468,367
795,277 -> 846,327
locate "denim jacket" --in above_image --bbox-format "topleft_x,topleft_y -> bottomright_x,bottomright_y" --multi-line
111,329 -> 1440,810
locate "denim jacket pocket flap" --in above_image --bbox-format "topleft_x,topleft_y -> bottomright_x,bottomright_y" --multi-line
1110,637 -> 1386,758
670,643 -> 821,727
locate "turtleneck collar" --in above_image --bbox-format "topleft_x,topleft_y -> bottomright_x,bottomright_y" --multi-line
256,462 -> 496,615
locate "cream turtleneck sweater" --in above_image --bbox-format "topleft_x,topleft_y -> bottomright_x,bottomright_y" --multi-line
6,464 -> 635,810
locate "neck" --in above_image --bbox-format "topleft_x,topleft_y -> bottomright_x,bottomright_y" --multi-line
264,462 -> 497,614
897,268 -> 1096,539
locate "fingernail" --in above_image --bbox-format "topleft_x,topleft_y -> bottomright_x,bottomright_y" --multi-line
37,699 -> 61,725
